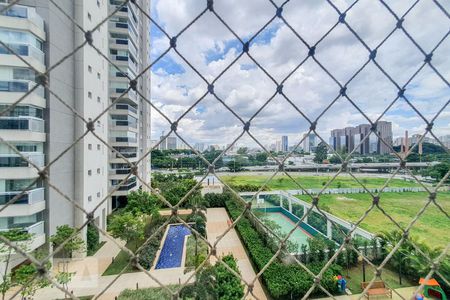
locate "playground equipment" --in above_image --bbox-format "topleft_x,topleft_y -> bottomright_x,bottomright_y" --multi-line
335,275 -> 347,293
419,278 -> 447,300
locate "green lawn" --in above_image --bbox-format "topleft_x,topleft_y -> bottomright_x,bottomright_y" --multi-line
345,263 -> 414,293
184,235 -> 208,272
298,192 -> 450,249
222,174 -> 420,190
118,286 -> 178,300
102,240 -> 143,276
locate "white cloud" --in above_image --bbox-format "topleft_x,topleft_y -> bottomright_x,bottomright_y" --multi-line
150,0 -> 450,148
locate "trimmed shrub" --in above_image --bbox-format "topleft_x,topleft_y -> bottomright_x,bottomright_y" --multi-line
87,223 -> 100,256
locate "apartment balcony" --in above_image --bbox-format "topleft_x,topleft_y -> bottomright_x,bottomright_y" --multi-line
0,187 -> 44,205
0,153 -> 44,168
0,188 -> 45,217
0,4 -> 45,41
0,80 -> 45,98
109,167 -> 131,175
0,221 -> 45,251
110,104 -> 138,117
0,43 -> 45,72
116,152 -> 137,158
0,153 -> 44,179
110,120 -> 138,132
0,80 -> 45,108
109,87 -> 137,103
0,116 -> 45,132
110,177 -> 137,196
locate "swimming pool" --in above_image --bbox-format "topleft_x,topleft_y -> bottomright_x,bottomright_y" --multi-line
155,224 -> 191,269
264,212 -> 312,248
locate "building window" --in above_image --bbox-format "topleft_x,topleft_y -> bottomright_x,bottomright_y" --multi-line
88,170 -> 92,176
88,196 -> 92,202
97,144 -> 101,150
97,192 -> 101,198
97,72 -> 101,79
88,144 -> 92,150
97,96 -> 101,103
87,13 -> 92,21
97,0 -> 100,7
97,168 -> 100,174
88,65 -> 92,73
88,91 -> 92,99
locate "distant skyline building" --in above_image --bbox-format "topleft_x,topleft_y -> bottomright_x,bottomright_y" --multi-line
194,142 -> 205,152
275,140 -> 282,152
167,136 -> 177,150
281,136 -> 288,152
302,133 -> 318,153
330,121 -> 393,155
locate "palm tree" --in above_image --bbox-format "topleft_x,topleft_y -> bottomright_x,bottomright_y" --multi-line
187,195 -> 208,221
187,195 -> 208,268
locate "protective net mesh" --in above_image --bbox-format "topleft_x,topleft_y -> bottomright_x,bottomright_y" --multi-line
0,0 -> 449,299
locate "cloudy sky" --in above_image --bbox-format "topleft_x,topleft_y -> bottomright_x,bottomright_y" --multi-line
149,0 -> 450,149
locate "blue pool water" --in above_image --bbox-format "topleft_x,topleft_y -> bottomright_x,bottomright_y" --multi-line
155,224 -> 192,269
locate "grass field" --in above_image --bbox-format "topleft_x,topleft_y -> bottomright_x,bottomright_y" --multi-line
345,263 -> 414,293
297,192 -> 450,248
221,174 -> 420,190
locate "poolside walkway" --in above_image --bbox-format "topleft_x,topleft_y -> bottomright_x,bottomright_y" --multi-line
206,208 -> 267,300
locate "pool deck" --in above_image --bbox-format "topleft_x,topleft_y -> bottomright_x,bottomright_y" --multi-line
206,208 -> 268,300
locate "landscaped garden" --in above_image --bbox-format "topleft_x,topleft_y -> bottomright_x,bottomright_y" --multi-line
102,173 -> 449,299
118,255 -> 244,299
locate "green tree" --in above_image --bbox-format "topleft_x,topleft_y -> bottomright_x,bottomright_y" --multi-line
50,225 -> 85,259
227,160 -> 242,172
125,190 -> 160,217
0,230 -> 32,300
255,152 -> 268,163
108,212 -> 145,250
314,142 -> 328,164
237,147 -> 248,155
13,263 -> 50,300
422,162 -> 449,182
50,224 -> 85,286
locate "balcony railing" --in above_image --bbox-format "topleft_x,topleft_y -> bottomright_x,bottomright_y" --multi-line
115,22 -> 128,29
0,220 -> 44,234
0,4 -> 44,30
0,153 -> 45,168
110,119 -> 137,128
0,80 -> 45,98
0,43 -> 45,64
112,137 -> 137,143
115,104 -> 137,114
25,221 -> 44,236
116,181 -> 137,191
0,116 -> 45,132
115,152 -> 137,158
0,188 -> 44,205
110,168 -> 131,175
110,88 -> 137,101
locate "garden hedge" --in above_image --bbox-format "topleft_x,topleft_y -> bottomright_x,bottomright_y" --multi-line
225,199 -> 341,299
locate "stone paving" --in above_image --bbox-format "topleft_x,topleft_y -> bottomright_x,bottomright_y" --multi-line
206,207 -> 268,300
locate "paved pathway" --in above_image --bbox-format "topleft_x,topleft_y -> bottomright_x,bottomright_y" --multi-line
316,286 -> 426,300
206,208 -> 267,300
